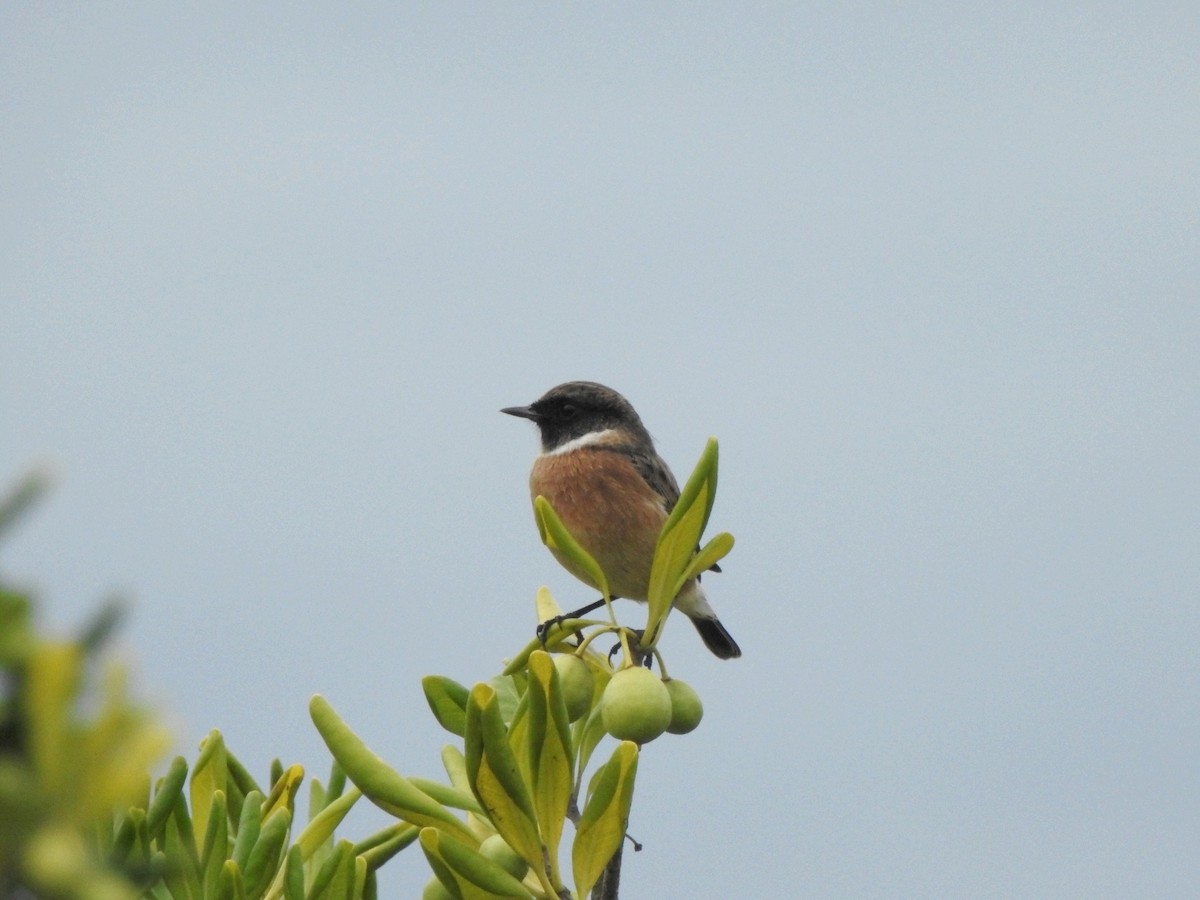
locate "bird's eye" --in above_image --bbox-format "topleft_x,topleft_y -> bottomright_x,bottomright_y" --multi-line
558,403 -> 578,420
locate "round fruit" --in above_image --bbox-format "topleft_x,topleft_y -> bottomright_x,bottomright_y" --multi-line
553,654 -> 595,721
664,678 -> 704,734
600,666 -> 672,743
479,834 -> 528,879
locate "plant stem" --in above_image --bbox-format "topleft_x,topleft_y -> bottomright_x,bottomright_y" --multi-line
590,843 -> 622,900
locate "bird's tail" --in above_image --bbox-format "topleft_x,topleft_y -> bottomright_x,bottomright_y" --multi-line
689,614 -> 742,660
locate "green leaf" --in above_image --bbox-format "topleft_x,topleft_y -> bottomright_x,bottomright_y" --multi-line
309,840 -> 356,900
326,760 -> 347,803
200,789 -> 229,900
294,786 -> 362,861
110,811 -> 138,867
533,495 -> 610,599
676,531 -> 734,590
661,436 -> 720,541
262,763 -> 304,822
309,695 -> 476,845
505,690 -> 532,792
305,840 -> 351,899
501,623 -> 590,676
224,749 -> 261,823
463,684 -> 543,877
419,827 -> 532,899
441,745 -> 471,795
572,741 -> 638,899
423,676 -> 471,737
243,806 -> 290,898
408,777 -> 484,816
283,845 -> 305,900
571,706 -> 609,796
215,860 -> 246,900
525,651 -> 573,875
173,785 -> 203,881
489,674 -> 523,725
191,730 -> 228,849
146,756 -> 190,840
163,796 -> 202,900
230,790 -> 263,872
128,808 -> 152,868
354,855 -> 368,900
354,823 -> 419,871
644,438 -> 720,649
308,778 -> 328,823
534,585 -> 563,626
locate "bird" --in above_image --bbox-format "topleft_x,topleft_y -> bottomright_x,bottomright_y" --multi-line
502,381 -> 741,659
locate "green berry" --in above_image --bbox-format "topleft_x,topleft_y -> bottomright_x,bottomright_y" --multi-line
601,666 -> 672,743
664,678 -> 704,734
553,654 -> 595,721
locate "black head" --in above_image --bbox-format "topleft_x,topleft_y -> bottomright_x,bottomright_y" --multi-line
501,381 -> 652,452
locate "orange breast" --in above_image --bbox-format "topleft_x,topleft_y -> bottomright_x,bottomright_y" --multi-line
530,448 -> 667,601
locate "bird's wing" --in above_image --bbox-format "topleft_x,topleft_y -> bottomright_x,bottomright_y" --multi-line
629,451 -> 681,513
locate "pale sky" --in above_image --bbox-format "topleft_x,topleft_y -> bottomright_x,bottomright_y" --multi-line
3,4 -> 1198,897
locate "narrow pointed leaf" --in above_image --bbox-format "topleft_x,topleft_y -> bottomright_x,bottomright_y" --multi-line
146,756 -> 190,840
646,482 -> 708,623
572,741 -> 639,900
463,684 -> 543,875
354,856 -> 368,900
282,845 -> 305,900
502,624 -> 587,677
311,840 -> 356,900
533,585 -> 563,626
571,706 -> 609,795
309,695 -> 476,845
191,730 -> 228,847
408,777 -> 484,815
305,840 -> 351,899
172,787 -> 202,880
645,438 -> 720,648
110,812 -> 138,867
660,436 -> 719,541
423,675 -> 471,737
294,786 -> 361,859
533,495 -> 610,599
489,674 -> 523,725
308,779 -> 328,823
355,823 -> 419,870
224,750 -> 260,823
215,860 -> 245,900
420,828 -> 532,898
525,651 -> 572,869
262,763 -> 303,821
676,531 -> 735,592
163,800 -> 202,900
243,806 -> 290,898
230,790 -> 263,872
326,761 -> 347,803
200,789 -> 228,898
441,746 -> 471,795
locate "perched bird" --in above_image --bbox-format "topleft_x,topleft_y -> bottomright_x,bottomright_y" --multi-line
502,381 -> 741,659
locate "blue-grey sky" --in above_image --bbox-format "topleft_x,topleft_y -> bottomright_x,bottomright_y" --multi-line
3,4 -> 1197,897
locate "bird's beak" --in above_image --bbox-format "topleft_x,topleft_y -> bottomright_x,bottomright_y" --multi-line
500,405 -> 540,421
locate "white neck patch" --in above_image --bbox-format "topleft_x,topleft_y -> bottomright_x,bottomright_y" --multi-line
542,428 -> 618,457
